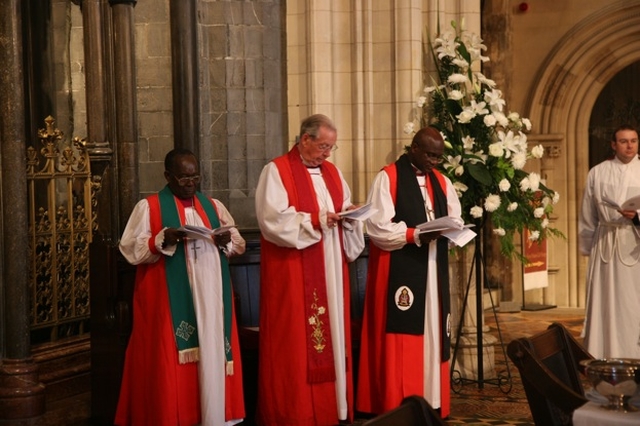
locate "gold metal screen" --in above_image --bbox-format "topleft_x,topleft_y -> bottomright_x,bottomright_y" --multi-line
27,116 -> 96,344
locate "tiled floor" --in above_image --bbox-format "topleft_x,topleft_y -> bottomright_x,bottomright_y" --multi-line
446,307 -> 586,426
16,307 -> 586,426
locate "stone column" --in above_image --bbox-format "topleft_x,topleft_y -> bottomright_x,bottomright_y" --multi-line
198,0 -> 287,226
81,0 -> 117,241
169,0 -> 199,156
0,0 -> 46,419
111,0 -> 139,225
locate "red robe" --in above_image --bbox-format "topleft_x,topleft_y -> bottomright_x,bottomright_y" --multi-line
356,163 -> 451,418
115,194 -> 245,425
256,151 -> 354,426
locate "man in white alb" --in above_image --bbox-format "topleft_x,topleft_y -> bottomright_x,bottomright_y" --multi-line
579,125 -> 640,359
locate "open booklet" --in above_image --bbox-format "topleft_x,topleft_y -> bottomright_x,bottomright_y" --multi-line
178,224 -> 237,241
416,216 -> 477,247
601,194 -> 640,211
337,202 -> 378,221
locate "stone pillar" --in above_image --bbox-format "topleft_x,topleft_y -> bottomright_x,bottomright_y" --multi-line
0,0 -> 46,419
481,0 -> 520,310
169,0 -> 199,156
198,0 -> 287,226
111,0 -> 139,225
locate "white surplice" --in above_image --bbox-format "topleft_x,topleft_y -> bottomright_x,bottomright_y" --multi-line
119,197 -> 246,426
364,170 -> 461,409
579,156 -> 640,359
255,162 -> 365,420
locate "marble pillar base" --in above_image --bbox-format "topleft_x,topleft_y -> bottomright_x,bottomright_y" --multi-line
454,331 -> 498,380
0,358 -> 45,420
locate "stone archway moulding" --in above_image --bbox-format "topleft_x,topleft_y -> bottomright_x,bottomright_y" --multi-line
525,1 -> 640,306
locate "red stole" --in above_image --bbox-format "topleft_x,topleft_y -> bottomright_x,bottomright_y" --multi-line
271,145 -> 345,383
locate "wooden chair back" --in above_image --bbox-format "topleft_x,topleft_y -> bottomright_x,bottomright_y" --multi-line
507,322 -> 593,426
362,395 -> 447,425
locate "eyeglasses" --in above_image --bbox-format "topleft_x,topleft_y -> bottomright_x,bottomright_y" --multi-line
171,174 -> 201,186
306,134 -> 338,152
317,143 -> 338,153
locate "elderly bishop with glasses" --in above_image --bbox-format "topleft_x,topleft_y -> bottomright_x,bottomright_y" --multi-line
255,114 -> 365,425
115,148 -> 246,426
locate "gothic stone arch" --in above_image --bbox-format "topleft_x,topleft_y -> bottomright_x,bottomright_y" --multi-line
525,2 -> 640,308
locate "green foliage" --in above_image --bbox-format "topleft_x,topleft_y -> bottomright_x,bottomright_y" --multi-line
404,21 -> 564,261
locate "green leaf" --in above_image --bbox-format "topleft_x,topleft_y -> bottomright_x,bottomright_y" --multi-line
467,163 -> 493,185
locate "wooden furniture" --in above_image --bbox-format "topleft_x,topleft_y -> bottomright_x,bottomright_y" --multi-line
507,322 -> 593,426
362,395 -> 447,425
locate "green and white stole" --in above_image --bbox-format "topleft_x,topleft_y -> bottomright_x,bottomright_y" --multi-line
157,186 -> 234,373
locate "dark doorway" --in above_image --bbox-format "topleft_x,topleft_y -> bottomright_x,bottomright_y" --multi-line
589,61 -> 640,168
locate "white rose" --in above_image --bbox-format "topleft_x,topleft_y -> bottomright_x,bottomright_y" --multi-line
484,194 -> 501,212
416,96 -> 427,107
493,227 -> 506,236
541,218 -> 549,228
499,179 -> 511,192
470,205 -> 484,219
507,202 -> 518,212
483,114 -> 497,127
520,177 -> 531,191
508,112 -> 520,121
489,142 -> 504,157
528,172 -> 541,191
528,230 -> 540,241
448,90 -> 464,101
531,144 -> 544,159
494,111 -> 509,127
534,207 -> 545,218
511,152 -> 527,169
522,118 -> 532,131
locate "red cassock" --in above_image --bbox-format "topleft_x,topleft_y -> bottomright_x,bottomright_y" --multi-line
355,244 -> 450,417
257,239 -> 354,425
114,264 -> 246,425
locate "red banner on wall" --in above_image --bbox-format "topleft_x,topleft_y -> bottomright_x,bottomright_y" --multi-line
523,228 -> 548,290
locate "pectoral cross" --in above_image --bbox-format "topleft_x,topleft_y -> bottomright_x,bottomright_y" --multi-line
426,207 -> 435,221
190,241 -> 201,262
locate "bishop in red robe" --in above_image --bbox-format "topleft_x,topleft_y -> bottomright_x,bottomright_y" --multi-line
255,114 -> 365,425
115,149 -> 245,426
357,127 -> 462,419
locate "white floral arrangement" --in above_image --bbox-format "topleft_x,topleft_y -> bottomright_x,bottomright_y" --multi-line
404,21 -> 563,260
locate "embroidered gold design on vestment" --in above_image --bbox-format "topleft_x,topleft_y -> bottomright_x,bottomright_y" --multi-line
308,289 -> 327,353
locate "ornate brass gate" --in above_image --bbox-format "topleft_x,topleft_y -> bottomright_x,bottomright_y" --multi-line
26,116 -> 96,345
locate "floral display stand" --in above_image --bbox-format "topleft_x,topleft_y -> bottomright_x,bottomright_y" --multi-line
404,21 -> 563,391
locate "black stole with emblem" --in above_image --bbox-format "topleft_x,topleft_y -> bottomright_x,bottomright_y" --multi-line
385,154 -> 451,360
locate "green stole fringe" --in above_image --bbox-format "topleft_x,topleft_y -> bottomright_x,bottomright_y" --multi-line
159,186 -> 234,371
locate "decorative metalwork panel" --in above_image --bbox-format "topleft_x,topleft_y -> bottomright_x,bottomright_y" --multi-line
27,116 -> 95,343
